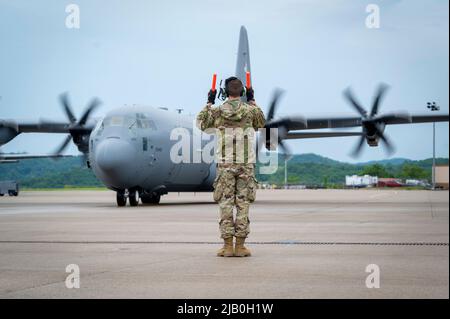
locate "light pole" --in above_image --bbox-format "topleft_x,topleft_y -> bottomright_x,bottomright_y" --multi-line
427,102 -> 440,190
284,157 -> 288,189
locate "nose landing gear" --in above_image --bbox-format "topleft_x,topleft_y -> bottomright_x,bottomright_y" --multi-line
116,189 -> 162,206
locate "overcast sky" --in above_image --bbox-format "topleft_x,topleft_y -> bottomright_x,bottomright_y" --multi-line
0,0 -> 448,162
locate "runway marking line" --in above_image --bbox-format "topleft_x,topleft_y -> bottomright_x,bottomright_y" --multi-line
0,241 -> 447,246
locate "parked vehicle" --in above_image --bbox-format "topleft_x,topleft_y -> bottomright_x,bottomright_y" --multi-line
0,181 -> 19,196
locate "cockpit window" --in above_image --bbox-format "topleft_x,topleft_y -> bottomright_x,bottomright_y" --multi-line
99,114 -> 156,130
104,116 -> 125,127
101,116 -> 134,127
136,113 -> 157,130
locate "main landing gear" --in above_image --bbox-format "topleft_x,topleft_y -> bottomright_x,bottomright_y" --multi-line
116,189 -> 161,206
116,191 -> 127,207
128,189 -> 139,207
141,193 -> 161,205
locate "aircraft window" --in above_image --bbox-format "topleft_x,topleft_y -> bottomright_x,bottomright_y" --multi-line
144,119 -> 157,130
143,137 -> 148,151
95,119 -> 104,136
135,113 -> 156,130
102,116 -> 139,129
104,116 -> 124,127
128,120 -> 137,130
101,114 -> 156,130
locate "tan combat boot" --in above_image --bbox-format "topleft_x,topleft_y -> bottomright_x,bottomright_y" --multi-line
235,237 -> 251,257
217,237 -> 234,257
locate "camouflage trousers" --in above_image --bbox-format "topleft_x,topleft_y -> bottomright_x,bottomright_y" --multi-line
213,163 -> 257,239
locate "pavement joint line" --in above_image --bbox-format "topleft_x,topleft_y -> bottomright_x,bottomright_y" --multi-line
0,241 -> 448,246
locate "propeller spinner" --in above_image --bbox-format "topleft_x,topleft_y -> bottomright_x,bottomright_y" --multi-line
53,93 -> 101,155
343,84 -> 408,158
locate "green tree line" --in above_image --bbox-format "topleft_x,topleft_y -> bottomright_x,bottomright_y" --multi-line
0,154 -> 447,188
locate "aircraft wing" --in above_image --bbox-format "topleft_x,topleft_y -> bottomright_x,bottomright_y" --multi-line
1,119 -> 96,133
1,94 -> 100,156
0,153 -> 74,160
16,121 -> 71,133
408,114 -> 450,124
1,118 -> 97,154
285,132 -> 364,139
0,153 -> 74,163
271,114 -> 449,131
268,112 -> 449,157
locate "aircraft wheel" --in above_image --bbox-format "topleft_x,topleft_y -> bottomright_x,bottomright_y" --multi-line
151,195 -> 161,204
0,194 -> 4,197
116,191 -> 127,207
129,189 -> 139,207
141,194 -> 161,205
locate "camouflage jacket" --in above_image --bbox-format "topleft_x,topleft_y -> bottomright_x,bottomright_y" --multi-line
196,98 -> 266,164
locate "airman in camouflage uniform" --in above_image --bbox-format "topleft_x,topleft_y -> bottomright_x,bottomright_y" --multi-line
197,77 -> 265,257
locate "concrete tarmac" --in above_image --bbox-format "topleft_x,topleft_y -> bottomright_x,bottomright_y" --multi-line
0,189 -> 448,298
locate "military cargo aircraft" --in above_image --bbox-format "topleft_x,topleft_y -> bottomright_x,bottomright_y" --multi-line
0,26 -> 448,206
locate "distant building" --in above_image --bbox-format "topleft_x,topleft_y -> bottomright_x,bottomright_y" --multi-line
405,179 -> 429,187
345,175 -> 378,188
286,185 -> 307,190
378,178 -> 403,188
435,165 -> 449,190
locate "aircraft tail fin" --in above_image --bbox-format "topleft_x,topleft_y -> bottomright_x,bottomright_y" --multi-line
235,26 -> 251,85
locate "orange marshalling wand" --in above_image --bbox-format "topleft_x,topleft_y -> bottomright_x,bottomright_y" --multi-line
245,71 -> 251,88
211,73 -> 217,91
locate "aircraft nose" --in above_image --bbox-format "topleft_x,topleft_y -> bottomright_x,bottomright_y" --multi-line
95,138 -> 136,172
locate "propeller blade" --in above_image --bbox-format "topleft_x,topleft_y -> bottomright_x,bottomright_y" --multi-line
343,88 -> 367,118
255,128 -> 280,158
278,139 -> 292,160
267,89 -> 284,122
54,135 -> 72,155
78,98 -> 101,126
370,83 -> 389,117
350,135 -> 366,158
377,131 -> 395,156
263,125 -> 278,151
59,93 -> 77,124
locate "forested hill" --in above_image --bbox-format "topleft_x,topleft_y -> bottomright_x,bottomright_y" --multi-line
256,154 -> 448,186
0,157 -> 103,188
0,153 -> 448,188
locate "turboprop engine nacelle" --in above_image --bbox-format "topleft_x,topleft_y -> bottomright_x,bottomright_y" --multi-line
0,121 -> 19,146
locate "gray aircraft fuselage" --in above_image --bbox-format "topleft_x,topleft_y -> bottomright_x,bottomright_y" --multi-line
89,106 -> 216,195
